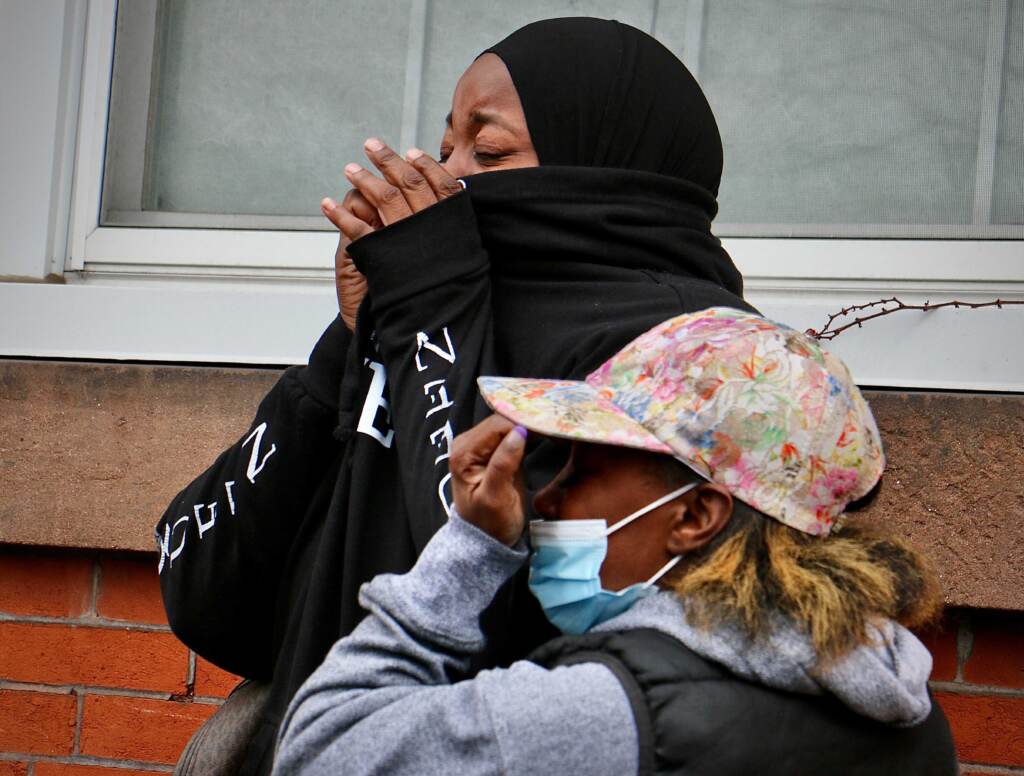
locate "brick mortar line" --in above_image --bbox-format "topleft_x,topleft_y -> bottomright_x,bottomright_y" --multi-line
955,613 -> 972,683
89,558 -> 101,617
930,680 -> 1024,698
0,752 -> 173,772
0,680 -> 75,695
72,688 -> 84,756
959,762 -> 1024,775
0,612 -> 172,632
0,680 -> 222,703
193,694 -> 227,704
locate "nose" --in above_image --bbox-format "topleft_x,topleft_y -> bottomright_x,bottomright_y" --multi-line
532,480 -> 563,520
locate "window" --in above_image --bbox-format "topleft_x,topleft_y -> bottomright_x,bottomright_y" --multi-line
706,1 -> 1022,238
101,0 -> 414,230
100,0 -> 1022,237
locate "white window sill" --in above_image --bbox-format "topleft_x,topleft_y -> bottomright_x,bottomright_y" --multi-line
0,278 -> 337,365
2,262 -> 1023,391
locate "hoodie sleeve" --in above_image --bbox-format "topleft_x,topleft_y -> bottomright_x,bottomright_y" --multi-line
346,192 -> 498,549
273,513 -> 638,776
155,316 -> 350,679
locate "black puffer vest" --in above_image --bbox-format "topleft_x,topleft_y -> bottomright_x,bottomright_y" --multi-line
529,628 -> 957,776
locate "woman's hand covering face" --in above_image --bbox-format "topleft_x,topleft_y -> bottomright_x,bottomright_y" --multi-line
320,53 -> 536,331
336,139 -> 466,231
321,141 -> 464,330
450,415 -> 528,547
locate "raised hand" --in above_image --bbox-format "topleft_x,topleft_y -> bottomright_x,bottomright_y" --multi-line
349,138 -> 465,225
321,190 -> 378,331
320,139 -> 463,330
450,415 -> 528,547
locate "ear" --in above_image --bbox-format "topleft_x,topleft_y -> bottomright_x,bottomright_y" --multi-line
666,484 -> 733,555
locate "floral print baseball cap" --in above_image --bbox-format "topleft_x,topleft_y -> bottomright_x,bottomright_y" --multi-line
478,307 -> 884,536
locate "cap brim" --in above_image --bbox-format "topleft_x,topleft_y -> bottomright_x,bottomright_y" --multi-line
477,376 -> 673,454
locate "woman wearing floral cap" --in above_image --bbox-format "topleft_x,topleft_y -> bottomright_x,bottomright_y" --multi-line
273,308 -> 956,776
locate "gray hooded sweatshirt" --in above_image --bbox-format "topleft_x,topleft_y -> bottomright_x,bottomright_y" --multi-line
273,513 -> 934,775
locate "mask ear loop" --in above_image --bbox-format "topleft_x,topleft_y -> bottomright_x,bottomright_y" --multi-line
605,482 -> 699,591
643,555 -> 683,588
604,481 -> 700,536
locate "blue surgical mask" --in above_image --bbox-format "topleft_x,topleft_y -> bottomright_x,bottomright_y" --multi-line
528,482 -> 699,635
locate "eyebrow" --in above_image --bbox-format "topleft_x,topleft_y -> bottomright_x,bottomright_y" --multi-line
444,109 -> 515,133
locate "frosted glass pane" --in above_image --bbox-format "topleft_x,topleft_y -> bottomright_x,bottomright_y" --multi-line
416,0 -> 657,159
993,0 -> 1024,225
701,1 -> 988,228
114,0 -> 412,219
101,0 -> 1020,237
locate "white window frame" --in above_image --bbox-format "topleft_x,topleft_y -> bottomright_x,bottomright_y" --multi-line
1,0 -> 1022,390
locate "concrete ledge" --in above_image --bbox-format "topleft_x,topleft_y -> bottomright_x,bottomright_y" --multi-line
0,360 -> 278,553
857,391 -> 1024,611
1,359 -> 1022,610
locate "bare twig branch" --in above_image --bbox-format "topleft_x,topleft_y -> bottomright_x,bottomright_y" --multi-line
805,298 -> 1024,341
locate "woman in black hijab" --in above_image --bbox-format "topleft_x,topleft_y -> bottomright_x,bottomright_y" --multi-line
159,18 -> 754,775
328,17 -> 742,324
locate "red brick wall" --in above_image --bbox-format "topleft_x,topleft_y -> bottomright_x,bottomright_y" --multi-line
920,611 -> 1024,775
2,547 -> 1023,774
0,547 -> 239,774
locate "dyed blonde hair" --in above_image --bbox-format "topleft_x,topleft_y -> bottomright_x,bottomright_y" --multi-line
666,493 -> 943,663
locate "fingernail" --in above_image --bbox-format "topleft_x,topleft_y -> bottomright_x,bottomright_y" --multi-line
320,197 -> 336,212
344,163 -> 362,176
364,137 -> 384,152
505,426 -> 527,449
406,147 -> 424,160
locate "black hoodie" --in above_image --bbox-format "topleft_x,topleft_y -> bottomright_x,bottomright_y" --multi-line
156,163 -> 755,772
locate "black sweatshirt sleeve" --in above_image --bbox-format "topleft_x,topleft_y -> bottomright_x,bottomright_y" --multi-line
156,316 -> 350,679
348,192 -> 496,550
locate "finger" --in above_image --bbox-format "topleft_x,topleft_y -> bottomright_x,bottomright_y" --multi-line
322,197 -> 374,243
335,231 -> 352,268
344,163 -> 412,226
342,189 -> 382,229
363,138 -> 438,213
335,252 -> 367,332
406,148 -> 465,200
450,415 -> 516,480
321,195 -> 369,234
480,425 -> 527,495
337,231 -> 354,257
334,231 -> 359,274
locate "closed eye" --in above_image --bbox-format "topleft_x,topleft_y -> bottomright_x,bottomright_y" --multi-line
473,151 -> 508,165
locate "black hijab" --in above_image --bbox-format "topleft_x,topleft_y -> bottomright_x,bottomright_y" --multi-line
462,18 -> 742,297
485,17 -> 724,195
